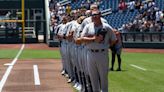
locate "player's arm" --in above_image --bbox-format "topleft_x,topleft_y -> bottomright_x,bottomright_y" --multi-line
109,28 -> 117,47
65,30 -> 74,40
75,35 -> 94,44
57,31 -> 67,40
56,29 -> 64,40
80,24 -> 96,44
110,39 -> 116,47
81,36 -> 96,43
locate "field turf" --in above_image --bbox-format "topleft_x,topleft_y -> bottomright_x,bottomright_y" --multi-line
0,49 -> 164,92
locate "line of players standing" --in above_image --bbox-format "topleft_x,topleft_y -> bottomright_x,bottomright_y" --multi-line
54,4 -> 122,92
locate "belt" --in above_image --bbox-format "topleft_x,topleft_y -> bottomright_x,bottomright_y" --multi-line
90,49 -> 105,52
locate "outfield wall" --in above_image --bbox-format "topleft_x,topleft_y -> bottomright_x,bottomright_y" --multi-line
122,32 -> 164,49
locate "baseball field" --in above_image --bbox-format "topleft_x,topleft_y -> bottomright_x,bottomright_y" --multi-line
0,44 -> 164,92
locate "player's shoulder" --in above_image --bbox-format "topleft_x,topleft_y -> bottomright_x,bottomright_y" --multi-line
64,23 -> 69,27
82,17 -> 91,24
73,21 -> 79,25
71,20 -> 76,24
58,23 -> 62,27
75,22 -> 81,27
102,23 -> 113,31
66,21 -> 72,25
85,23 -> 94,28
59,23 -> 65,27
101,17 -> 108,23
83,17 -> 91,22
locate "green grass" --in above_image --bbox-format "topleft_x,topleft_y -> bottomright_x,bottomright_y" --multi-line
19,50 -> 61,59
109,52 -> 164,92
1,49 -> 164,92
0,49 -> 61,59
0,49 -> 19,59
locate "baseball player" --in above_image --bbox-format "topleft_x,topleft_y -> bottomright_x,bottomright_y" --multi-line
77,4 -> 109,92
71,16 -> 86,90
80,10 -> 116,92
63,15 -> 76,83
56,16 -> 68,76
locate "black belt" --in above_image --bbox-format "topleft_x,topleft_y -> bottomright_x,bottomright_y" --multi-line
90,49 -> 105,52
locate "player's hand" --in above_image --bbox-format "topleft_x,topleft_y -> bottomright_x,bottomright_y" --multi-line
95,35 -> 103,43
75,38 -> 82,44
67,34 -> 73,41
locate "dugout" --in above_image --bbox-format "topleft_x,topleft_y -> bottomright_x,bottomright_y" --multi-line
0,0 -> 49,43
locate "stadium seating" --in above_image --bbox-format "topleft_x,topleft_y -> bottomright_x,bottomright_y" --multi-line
58,0 -> 164,11
67,0 -> 139,29
57,0 -> 163,29
154,0 -> 163,10
105,10 -> 139,29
